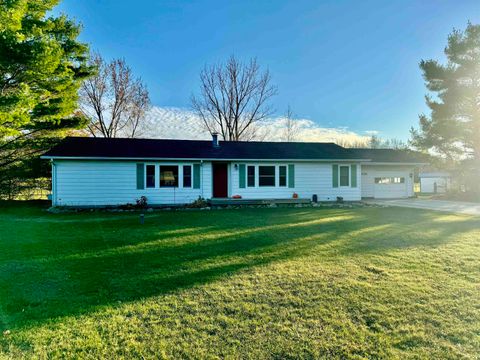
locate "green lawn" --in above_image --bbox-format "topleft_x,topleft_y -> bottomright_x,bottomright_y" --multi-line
0,203 -> 479,359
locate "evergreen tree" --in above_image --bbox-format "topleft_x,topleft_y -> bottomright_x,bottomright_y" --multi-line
411,23 -> 480,194
0,0 -> 93,197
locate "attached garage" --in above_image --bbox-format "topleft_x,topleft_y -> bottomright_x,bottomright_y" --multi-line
351,148 -> 426,199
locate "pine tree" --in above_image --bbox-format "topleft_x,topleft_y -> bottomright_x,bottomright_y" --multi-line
411,23 -> 480,193
0,0 -> 94,197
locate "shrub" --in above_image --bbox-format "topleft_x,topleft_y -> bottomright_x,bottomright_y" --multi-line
136,196 -> 148,208
187,196 -> 208,208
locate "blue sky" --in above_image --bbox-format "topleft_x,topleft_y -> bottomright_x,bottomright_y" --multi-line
56,0 -> 480,140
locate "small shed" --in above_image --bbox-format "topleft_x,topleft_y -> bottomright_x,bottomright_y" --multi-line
419,171 -> 451,193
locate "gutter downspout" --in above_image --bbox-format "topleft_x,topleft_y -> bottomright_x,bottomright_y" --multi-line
51,160 -> 57,206
200,160 -> 204,199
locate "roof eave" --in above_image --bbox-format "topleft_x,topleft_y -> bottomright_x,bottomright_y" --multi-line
366,161 -> 429,166
41,155 -> 372,162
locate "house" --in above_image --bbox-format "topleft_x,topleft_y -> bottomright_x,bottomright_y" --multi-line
419,171 -> 451,193
41,135 -> 426,207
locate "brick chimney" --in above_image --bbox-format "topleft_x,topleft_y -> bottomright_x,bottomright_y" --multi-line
212,133 -> 219,148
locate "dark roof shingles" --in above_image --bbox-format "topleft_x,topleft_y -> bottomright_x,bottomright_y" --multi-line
42,137 -> 426,163
349,148 -> 428,163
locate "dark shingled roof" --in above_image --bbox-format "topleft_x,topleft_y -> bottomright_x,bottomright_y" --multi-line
42,137 -> 426,163
349,148 -> 429,164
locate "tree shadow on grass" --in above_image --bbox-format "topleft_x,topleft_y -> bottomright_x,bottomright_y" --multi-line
0,206 -> 478,331
335,207 -> 480,256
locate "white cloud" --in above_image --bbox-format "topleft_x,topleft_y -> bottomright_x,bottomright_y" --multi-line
259,117 -> 370,144
144,106 -> 207,140
144,106 -> 371,145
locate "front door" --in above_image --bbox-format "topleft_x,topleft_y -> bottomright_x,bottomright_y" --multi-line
213,163 -> 228,198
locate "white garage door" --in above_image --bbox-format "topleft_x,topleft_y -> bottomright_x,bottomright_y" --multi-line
373,176 -> 407,198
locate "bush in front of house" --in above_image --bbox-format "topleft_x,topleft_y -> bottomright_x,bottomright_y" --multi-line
136,196 -> 148,208
187,196 -> 209,208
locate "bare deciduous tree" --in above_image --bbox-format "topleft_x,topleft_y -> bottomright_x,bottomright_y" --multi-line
281,106 -> 300,142
382,138 -> 408,150
80,54 -> 151,138
369,134 -> 382,149
191,55 -> 277,141
335,135 -> 409,149
335,138 -> 370,148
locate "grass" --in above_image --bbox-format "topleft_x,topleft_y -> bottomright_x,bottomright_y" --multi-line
0,202 -> 479,359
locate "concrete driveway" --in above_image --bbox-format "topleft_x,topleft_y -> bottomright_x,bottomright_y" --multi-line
366,198 -> 480,216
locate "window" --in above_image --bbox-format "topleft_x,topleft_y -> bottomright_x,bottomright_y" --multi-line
339,166 -> 350,186
375,177 -> 405,184
279,166 -> 287,187
247,166 -> 255,187
259,166 -> 275,186
160,166 -> 178,187
183,165 -> 192,188
146,165 -> 155,188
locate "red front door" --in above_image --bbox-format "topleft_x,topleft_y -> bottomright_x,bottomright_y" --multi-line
213,163 -> 228,198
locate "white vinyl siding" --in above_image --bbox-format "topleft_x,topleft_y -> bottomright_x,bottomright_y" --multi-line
53,160 -> 212,206
231,162 -> 362,201
52,159 -> 417,206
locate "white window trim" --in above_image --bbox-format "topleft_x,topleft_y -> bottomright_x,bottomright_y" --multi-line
145,163 -> 156,188
240,163 -> 290,189
258,165 -> 277,187
182,164 -> 192,188
247,165 -> 256,188
278,165 -> 287,187
159,164 -> 179,188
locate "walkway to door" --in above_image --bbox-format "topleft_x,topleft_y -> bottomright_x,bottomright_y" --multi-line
365,198 -> 480,216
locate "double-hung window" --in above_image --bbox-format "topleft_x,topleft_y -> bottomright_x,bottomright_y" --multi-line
339,166 -> 350,187
279,166 -> 287,187
146,165 -> 155,188
160,166 -> 179,187
259,166 -> 275,186
183,165 -> 192,187
247,166 -> 255,187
